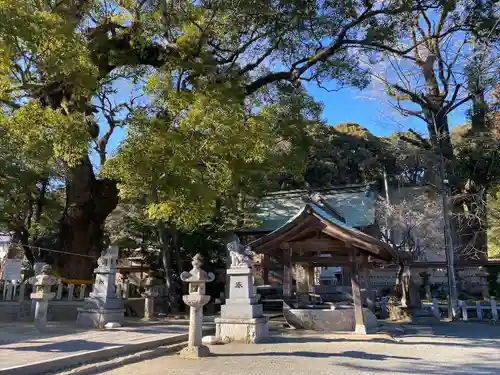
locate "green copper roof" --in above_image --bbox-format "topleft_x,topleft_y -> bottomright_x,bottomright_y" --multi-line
246,184 -> 377,232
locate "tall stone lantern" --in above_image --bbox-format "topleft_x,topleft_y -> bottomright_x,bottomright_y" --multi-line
29,264 -> 59,330
179,254 -> 214,359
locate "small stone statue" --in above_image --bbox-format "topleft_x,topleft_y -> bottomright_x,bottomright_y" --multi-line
227,235 -> 254,269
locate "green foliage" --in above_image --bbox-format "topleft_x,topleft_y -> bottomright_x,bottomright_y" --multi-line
1,101 -> 90,168
488,189 -> 500,259
103,78 -> 318,230
304,122 -> 394,187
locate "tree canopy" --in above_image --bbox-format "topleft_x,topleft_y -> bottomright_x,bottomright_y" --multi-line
0,0 -> 499,282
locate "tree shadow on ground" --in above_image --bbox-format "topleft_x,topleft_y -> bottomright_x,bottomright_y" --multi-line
329,322 -> 500,349
1,339 -> 114,352
215,350 -> 419,360
266,335 -> 337,344
338,360 -> 500,375
109,326 -> 188,334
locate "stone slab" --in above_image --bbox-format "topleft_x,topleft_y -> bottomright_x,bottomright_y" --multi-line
283,307 -> 378,332
220,303 -> 263,319
215,317 -> 269,344
226,267 -> 253,276
76,308 -> 125,329
0,321 -> 214,375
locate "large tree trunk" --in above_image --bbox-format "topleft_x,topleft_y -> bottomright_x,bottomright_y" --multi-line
52,156 -> 119,280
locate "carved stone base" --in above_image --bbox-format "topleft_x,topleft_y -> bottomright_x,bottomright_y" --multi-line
179,345 -> 211,358
76,308 -> 125,329
220,303 -> 263,319
215,317 -> 268,343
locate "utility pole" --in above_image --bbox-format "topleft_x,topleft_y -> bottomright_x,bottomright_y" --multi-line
432,113 -> 458,319
383,169 -> 392,243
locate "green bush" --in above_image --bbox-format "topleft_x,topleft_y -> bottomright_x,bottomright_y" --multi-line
485,266 -> 500,297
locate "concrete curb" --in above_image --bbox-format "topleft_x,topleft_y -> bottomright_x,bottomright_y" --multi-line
0,328 -> 214,375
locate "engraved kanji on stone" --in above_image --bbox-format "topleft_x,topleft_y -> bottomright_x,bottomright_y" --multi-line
235,281 -> 243,288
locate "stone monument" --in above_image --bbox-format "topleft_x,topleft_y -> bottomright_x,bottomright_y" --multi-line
215,236 -> 268,343
179,254 -> 214,359
77,246 -> 125,328
141,272 -> 158,321
29,264 -> 59,330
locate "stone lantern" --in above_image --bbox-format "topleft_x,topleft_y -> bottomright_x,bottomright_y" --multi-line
29,264 -> 59,330
141,272 -> 158,321
179,254 -> 214,358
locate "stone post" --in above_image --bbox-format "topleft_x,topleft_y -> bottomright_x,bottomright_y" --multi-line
420,271 -> 431,299
5,282 -> 13,301
476,301 -> 483,320
215,239 -> 269,343
179,254 -> 214,359
18,281 -> 26,302
141,273 -> 158,321
477,268 -> 489,300
491,299 -> 498,322
122,275 -> 130,300
77,246 -> 125,328
28,265 -> 59,330
363,268 -> 375,311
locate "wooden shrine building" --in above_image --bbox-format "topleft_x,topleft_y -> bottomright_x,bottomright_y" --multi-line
245,203 -> 396,333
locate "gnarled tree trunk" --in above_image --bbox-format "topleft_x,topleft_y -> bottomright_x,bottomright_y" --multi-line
51,156 -> 119,280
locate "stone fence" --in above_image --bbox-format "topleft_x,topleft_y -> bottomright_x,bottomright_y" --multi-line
0,278 -> 165,321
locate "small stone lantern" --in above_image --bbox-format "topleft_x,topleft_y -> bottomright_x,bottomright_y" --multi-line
141,272 -> 158,321
179,254 -> 214,358
29,264 -> 59,330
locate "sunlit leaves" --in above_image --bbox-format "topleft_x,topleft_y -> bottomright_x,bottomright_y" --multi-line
1,101 -> 90,168
0,0 -> 98,105
103,75 -> 318,230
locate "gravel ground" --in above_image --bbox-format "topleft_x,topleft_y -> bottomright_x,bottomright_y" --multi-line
61,323 -> 500,375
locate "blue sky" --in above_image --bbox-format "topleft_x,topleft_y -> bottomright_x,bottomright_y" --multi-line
91,79 -> 470,168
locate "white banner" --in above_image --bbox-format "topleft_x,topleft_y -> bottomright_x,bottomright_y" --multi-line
1,259 -> 22,281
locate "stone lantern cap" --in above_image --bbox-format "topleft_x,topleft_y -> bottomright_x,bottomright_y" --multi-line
180,254 -> 215,284
180,254 -> 214,308
29,264 -> 59,300
141,273 -> 158,298
29,265 -> 59,287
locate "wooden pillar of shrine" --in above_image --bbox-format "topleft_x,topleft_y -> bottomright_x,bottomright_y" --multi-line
363,266 -> 375,311
263,254 -> 270,285
305,265 -> 315,293
349,245 -> 366,334
282,243 -> 293,303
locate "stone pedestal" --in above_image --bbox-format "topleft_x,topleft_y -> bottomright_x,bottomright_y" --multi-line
29,265 -> 59,330
77,246 -> 124,328
31,292 -> 55,330
179,254 -> 214,359
215,266 -> 268,343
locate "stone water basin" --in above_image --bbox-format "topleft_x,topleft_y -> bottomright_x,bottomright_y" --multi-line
283,304 -> 378,331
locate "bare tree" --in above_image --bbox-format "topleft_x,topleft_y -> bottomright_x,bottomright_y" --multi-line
375,188 -> 445,297
368,4 -> 499,261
